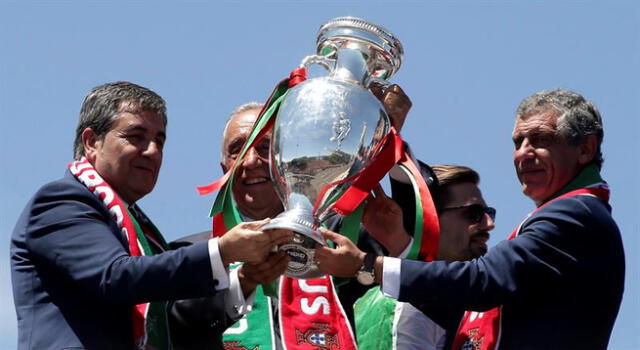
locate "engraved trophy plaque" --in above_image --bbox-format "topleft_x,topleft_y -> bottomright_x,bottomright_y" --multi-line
262,17 -> 404,278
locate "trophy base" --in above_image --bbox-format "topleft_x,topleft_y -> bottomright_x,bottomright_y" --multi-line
262,215 -> 326,279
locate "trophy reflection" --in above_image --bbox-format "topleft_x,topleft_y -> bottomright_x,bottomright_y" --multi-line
262,17 -> 404,278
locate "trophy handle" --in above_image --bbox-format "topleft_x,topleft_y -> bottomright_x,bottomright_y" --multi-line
300,54 -> 336,72
367,77 -> 391,90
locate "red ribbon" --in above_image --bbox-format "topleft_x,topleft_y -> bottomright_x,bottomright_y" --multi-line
452,185 -> 610,350
196,77 -> 294,196
330,127 -> 404,217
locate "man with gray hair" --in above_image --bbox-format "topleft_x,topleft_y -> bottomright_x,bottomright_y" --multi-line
10,82 -> 291,350
317,89 -> 625,350
170,85 -> 416,349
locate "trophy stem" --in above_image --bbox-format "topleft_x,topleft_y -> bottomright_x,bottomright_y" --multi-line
330,48 -> 369,86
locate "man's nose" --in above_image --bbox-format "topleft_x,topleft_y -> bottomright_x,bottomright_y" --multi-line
242,147 -> 263,169
142,140 -> 162,160
514,138 -> 535,162
481,212 -> 495,231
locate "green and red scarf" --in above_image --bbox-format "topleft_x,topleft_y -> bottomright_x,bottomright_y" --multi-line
353,161 -> 440,349
451,164 -> 610,350
69,158 -> 171,350
198,68 -> 440,349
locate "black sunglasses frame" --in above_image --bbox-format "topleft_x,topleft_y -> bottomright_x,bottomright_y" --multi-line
440,204 -> 496,223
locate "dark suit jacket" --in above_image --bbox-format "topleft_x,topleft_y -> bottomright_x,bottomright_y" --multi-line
165,163 -> 439,350
398,194 -> 625,350
169,232 -> 229,350
167,216 -> 386,350
10,172 -> 222,350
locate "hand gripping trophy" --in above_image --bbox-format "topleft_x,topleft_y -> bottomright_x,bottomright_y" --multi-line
261,17 -> 405,278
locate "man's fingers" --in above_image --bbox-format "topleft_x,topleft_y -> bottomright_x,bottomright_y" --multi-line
383,84 -> 411,131
320,228 -> 348,246
266,228 -> 294,244
314,246 -> 332,260
243,218 -> 271,230
370,83 -> 385,100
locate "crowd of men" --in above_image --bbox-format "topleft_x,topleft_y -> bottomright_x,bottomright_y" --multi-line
10,80 -> 624,350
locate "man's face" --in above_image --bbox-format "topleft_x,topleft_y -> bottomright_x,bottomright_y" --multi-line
512,110 -> 584,204
85,109 -> 165,203
221,109 -> 282,219
437,182 -> 494,261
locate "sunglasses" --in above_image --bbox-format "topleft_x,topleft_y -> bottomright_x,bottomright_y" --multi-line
440,204 -> 496,223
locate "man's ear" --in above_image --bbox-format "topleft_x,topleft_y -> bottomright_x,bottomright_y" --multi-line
578,134 -> 598,165
220,161 -> 228,173
81,128 -> 100,163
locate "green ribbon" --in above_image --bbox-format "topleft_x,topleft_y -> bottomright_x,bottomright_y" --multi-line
352,164 -> 427,349
542,163 -> 604,205
223,264 -> 275,350
127,209 -> 171,350
209,82 -> 289,219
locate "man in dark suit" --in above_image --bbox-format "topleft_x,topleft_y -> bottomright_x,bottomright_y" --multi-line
317,89 -> 625,350
10,81 -> 291,350
169,85 -> 416,349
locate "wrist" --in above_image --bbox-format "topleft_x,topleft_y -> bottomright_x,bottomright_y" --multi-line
374,256 -> 384,285
356,251 -> 367,274
238,267 -> 258,297
217,236 -> 232,266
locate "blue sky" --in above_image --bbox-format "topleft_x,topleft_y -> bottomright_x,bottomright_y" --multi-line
1,1 -> 638,348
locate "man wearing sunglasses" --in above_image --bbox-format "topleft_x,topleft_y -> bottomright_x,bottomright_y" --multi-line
317,89 -> 624,350
369,163 -> 496,350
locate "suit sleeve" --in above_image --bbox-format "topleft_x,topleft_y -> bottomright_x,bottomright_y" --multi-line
25,182 -> 218,304
396,195 -> 609,311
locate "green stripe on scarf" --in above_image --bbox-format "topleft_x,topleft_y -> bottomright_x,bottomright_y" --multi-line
128,210 -> 170,349
353,164 -> 427,349
542,163 -> 604,204
223,267 -> 275,350
210,89 -> 289,219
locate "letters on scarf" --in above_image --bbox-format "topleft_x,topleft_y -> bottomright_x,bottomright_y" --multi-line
199,66 -> 438,349
69,158 -> 170,349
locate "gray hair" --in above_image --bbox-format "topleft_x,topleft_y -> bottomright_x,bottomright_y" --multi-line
220,102 -> 264,158
516,89 -> 604,169
73,81 -> 167,159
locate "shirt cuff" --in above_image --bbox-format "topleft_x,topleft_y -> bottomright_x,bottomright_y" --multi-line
225,267 -> 256,320
381,256 -> 402,299
208,238 -> 230,291
397,237 -> 414,259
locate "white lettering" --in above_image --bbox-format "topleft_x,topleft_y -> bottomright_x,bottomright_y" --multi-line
94,185 -> 114,205
299,277 -> 328,294
224,318 -> 248,335
110,205 -> 124,226
69,161 -> 92,175
469,311 -> 484,322
301,297 -> 330,315
79,170 -> 103,188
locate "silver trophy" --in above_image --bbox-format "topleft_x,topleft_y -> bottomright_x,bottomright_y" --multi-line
262,17 -> 404,278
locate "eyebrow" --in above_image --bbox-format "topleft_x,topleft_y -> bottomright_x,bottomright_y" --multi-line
227,137 -> 246,151
123,125 -> 166,140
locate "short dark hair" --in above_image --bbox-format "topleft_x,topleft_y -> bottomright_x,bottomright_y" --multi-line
431,164 -> 480,211
516,89 -> 604,169
73,81 -> 167,159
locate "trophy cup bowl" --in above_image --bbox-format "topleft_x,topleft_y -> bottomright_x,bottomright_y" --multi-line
261,17 -> 404,279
